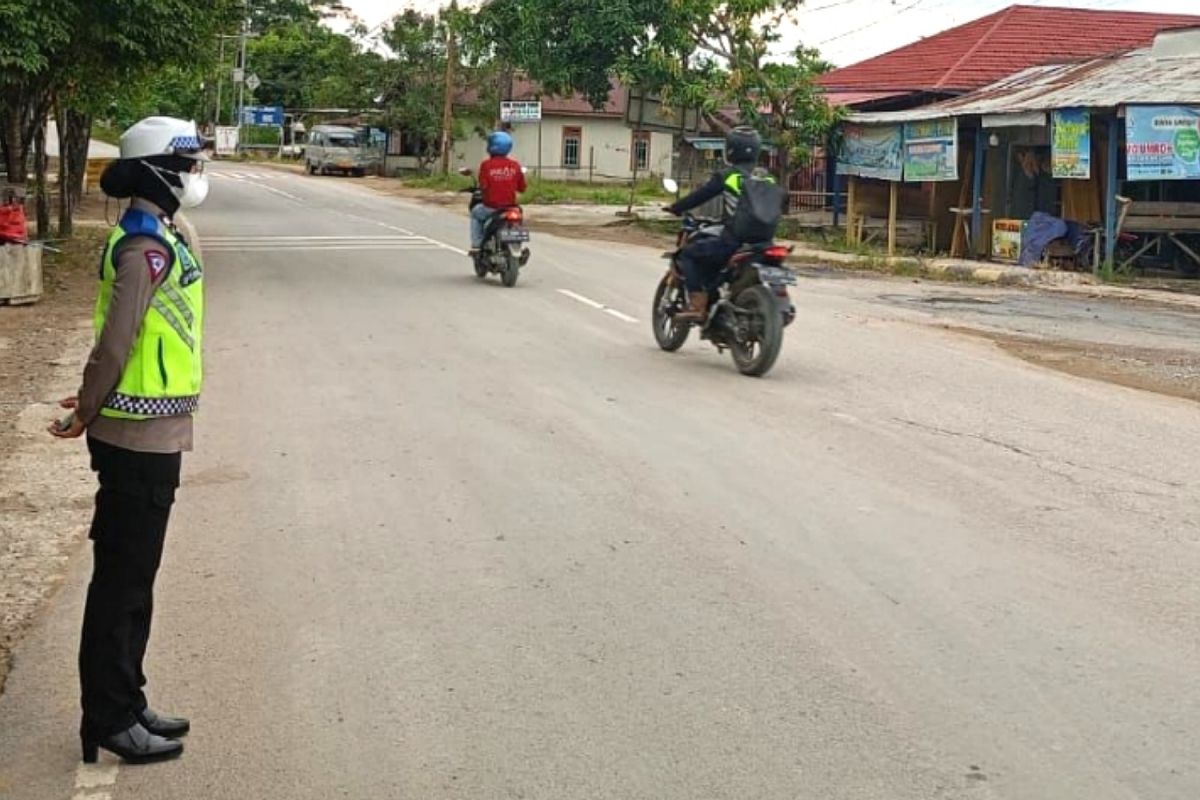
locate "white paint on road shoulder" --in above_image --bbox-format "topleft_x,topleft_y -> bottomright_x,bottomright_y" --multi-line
72,759 -> 118,798
558,289 -> 639,323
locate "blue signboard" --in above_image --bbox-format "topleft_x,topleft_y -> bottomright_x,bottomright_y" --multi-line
1126,106 -> 1200,181
837,123 -> 903,181
240,105 -> 284,126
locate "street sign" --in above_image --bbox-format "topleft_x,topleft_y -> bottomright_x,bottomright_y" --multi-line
240,105 -> 284,126
214,126 -> 239,156
500,101 -> 542,123
245,73 -> 261,91
232,67 -> 244,83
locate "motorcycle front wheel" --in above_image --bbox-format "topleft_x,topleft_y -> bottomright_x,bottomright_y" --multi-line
651,275 -> 690,352
729,284 -> 783,377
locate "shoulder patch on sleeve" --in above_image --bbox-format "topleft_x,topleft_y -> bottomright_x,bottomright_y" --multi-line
144,249 -> 169,280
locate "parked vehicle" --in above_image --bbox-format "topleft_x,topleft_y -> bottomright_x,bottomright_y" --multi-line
305,125 -> 374,177
652,178 -> 796,377
459,167 -> 530,288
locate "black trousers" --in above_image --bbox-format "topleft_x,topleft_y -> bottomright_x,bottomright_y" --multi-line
678,234 -> 739,292
80,437 -> 180,738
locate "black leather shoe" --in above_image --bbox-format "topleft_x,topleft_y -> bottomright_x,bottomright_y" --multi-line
82,722 -> 183,765
135,707 -> 190,738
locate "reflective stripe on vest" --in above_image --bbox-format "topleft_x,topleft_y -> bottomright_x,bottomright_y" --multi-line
95,208 -> 204,420
722,171 -> 743,221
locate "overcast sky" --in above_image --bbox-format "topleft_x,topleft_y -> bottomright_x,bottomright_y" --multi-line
338,0 -> 1200,65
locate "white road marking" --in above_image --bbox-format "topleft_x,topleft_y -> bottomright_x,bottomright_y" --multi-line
558,289 -> 605,309
558,289 -> 639,323
333,211 -> 470,256
202,234 -> 448,253
211,170 -> 305,203
72,792 -> 111,800
604,308 -> 639,323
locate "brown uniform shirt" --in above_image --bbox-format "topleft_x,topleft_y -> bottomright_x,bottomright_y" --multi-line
77,199 -> 201,454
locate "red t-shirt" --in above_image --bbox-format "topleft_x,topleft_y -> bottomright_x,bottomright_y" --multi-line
479,156 -> 526,209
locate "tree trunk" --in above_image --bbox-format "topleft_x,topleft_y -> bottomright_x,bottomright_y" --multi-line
33,114 -> 50,239
1,105 -> 28,182
58,107 -> 91,237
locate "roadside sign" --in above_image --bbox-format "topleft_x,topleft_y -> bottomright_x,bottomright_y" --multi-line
240,105 -> 284,126
245,73 -> 261,91
232,67 -> 244,83
214,126 -> 239,156
500,101 -> 542,123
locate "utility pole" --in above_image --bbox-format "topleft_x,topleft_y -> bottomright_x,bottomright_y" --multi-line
439,0 -> 459,176
236,0 -> 250,151
215,35 -> 227,127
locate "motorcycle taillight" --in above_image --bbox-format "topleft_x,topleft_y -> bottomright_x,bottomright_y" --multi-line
503,208 -> 523,223
762,245 -> 791,262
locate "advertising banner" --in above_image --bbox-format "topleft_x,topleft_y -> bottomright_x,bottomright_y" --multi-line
903,119 -> 958,182
1126,106 -> 1200,181
836,123 -> 903,181
1052,109 -> 1091,179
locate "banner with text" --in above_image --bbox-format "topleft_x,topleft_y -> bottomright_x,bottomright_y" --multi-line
903,119 -> 958,182
1126,106 -> 1200,181
836,123 -> 903,181
1052,109 -> 1091,179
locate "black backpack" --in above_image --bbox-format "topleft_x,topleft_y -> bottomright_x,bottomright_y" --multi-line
728,169 -> 785,244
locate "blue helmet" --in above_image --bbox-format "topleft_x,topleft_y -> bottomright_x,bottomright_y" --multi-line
487,130 -> 514,156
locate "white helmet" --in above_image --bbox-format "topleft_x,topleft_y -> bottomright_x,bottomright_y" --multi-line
120,116 -> 210,208
119,116 -> 207,160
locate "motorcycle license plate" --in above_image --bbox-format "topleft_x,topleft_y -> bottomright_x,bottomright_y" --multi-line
758,266 -> 797,285
499,227 -> 530,243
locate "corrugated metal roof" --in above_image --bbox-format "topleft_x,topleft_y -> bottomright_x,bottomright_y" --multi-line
819,4 -> 1200,95
848,40 -> 1200,125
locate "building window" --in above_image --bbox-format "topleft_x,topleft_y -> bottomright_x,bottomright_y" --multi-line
562,126 -> 582,169
632,130 -> 651,171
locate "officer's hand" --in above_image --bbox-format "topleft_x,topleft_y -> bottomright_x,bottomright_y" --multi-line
48,397 -> 84,439
48,414 -> 85,439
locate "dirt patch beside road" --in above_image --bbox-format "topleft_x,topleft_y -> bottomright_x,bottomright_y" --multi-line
954,327 -> 1200,404
0,230 -> 103,695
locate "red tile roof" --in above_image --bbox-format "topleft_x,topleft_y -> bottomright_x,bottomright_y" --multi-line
820,4 -> 1200,94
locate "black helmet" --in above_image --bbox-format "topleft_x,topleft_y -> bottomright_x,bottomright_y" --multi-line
725,126 -> 762,166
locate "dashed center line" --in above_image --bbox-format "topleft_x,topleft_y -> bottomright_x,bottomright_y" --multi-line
557,289 -> 639,323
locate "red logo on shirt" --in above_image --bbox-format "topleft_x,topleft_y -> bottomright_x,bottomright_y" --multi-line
145,250 -> 168,280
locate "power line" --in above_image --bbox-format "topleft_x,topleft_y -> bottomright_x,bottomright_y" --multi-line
812,0 -> 931,46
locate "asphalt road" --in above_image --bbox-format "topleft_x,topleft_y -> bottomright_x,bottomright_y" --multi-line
0,163 -> 1197,800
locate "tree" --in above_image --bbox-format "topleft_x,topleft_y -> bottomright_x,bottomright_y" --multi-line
378,10 -> 458,174
245,20 -> 382,113
0,0 -> 239,235
471,0 -> 837,180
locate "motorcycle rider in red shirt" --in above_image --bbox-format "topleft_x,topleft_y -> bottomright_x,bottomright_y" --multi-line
470,130 -> 526,255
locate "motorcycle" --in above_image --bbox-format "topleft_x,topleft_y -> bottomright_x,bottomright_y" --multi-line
652,178 -> 796,378
459,167 -> 530,288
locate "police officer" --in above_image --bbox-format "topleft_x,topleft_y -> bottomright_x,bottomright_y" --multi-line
49,116 -> 208,765
665,126 -> 769,322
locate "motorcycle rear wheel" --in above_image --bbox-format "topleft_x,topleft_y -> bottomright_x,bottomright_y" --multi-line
501,246 -> 520,288
729,284 -> 783,377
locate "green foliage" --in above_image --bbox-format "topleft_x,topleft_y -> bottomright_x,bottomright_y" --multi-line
248,21 -> 382,111
468,0 -> 838,174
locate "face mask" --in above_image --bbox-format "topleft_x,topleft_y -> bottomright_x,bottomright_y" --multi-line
176,171 -> 209,208
144,160 -> 209,209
